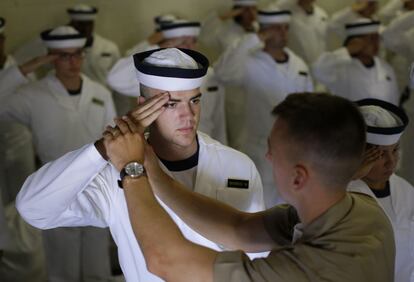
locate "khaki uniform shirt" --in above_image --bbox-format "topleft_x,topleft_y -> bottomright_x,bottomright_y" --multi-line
214,193 -> 395,282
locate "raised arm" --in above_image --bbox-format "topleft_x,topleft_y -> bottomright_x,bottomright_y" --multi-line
382,10 -> 414,58
16,143 -> 113,229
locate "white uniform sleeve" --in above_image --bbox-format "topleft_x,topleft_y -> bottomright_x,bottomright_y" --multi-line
0,66 -> 29,96
16,144 -> 114,229
125,40 -> 157,56
378,0 -> 404,23
214,33 -> 263,87
199,11 -> 224,50
381,10 -> 414,58
311,48 -> 351,89
328,7 -> 355,38
107,56 -> 140,97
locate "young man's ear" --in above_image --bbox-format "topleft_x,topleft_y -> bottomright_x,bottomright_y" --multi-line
292,164 -> 308,190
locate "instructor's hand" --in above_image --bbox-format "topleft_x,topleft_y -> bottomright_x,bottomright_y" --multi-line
104,117 -> 146,171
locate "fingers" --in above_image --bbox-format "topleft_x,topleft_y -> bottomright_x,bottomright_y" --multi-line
131,92 -> 169,117
129,93 -> 168,128
122,115 -> 140,133
114,118 -> 130,135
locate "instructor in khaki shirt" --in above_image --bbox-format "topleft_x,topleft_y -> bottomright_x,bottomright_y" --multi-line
104,92 -> 395,282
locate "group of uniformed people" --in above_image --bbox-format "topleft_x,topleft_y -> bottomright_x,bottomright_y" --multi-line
0,0 -> 413,281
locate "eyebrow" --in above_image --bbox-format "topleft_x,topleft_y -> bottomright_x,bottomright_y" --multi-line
168,93 -> 202,103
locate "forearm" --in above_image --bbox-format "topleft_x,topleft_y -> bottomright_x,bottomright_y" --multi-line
213,33 -> 261,86
381,11 -> 414,56
123,176 -> 216,282
147,165 -> 271,252
312,48 -> 350,86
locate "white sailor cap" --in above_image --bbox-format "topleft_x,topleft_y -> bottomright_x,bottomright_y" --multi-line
161,20 -> 201,39
345,18 -> 380,37
0,18 -> 5,34
67,4 -> 98,21
233,0 -> 257,7
357,99 -> 409,146
133,48 -> 209,91
41,26 -> 87,49
257,8 -> 291,25
154,14 -> 177,29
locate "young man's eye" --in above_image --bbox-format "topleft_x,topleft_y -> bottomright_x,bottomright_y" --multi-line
191,98 -> 201,105
165,102 -> 177,109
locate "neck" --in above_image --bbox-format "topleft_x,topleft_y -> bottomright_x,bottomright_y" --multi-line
149,129 -> 198,162
356,55 -> 375,67
296,189 -> 346,226
56,73 -> 82,92
362,178 -> 387,190
264,46 -> 287,62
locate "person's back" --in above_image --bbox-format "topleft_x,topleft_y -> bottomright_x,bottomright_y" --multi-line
236,193 -> 394,282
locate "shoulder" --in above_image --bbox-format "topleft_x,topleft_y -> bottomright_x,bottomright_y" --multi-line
286,49 -> 309,69
314,5 -> 328,18
94,34 -> 119,50
83,75 -> 111,94
198,132 -> 258,168
17,76 -> 48,94
391,174 -> 414,194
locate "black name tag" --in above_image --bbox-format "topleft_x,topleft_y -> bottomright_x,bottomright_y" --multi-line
207,86 -> 219,92
227,179 -> 249,189
299,71 -> 308,76
92,97 -> 105,106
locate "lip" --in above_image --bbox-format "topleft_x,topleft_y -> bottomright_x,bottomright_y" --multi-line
177,126 -> 194,133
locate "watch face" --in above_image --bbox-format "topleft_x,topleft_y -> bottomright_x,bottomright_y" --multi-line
125,162 -> 144,178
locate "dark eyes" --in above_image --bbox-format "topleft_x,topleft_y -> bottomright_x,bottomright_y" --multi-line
164,98 -> 201,109
191,98 -> 201,105
165,102 -> 177,109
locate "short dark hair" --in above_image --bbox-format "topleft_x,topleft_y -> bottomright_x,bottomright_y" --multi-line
272,93 -> 366,187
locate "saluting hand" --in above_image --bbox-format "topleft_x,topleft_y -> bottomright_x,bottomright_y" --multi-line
127,92 -> 169,134
352,145 -> 382,180
19,54 -> 59,76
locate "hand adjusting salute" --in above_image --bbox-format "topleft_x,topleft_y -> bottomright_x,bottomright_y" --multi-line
103,92 -> 169,187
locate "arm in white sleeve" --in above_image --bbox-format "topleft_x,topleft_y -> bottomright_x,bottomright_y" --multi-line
199,11 -> 224,50
379,0 -> 404,23
381,10 -> 414,58
0,65 -> 29,95
125,40 -> 155,56
328,7 -> 356,38
16,144 -> 114,229
311,48 -> 352,88
214,33 -> 263,87
107,56 -> 140,97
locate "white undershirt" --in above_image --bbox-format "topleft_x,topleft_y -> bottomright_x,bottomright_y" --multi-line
170,166 -> 198,191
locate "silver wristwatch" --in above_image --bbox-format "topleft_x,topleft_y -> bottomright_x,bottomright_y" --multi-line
118,162 -> 145,188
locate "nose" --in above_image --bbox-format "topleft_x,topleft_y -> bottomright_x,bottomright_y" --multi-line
383,151 -> 397,170
178,102 -> 195,119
